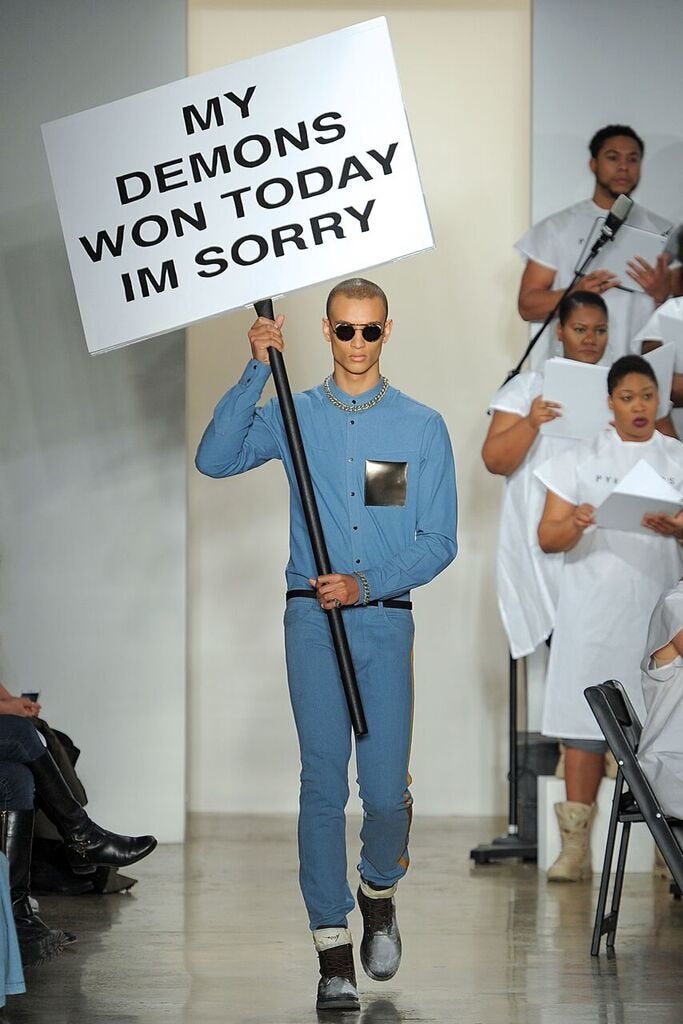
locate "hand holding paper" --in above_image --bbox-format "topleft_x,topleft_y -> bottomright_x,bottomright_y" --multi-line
595,460 -> 683,534
626,252 -> 671,303
527,395 -> 562,430
641,510 -> 683,539
574,503 -> 596,531
579,268 -> 621,293
576,220 -> 668,294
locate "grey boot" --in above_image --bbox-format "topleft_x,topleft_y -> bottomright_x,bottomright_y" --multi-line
313,927 -> 360,1012
357,880 -> 401,981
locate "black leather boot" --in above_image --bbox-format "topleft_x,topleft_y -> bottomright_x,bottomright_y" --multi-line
0,809 -> 69,967
357,882 -> 402,981
313,928 -> 360,1012
28,750 -> 157,871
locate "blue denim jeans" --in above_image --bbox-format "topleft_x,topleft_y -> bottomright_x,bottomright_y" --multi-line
284,598 -> 415,930
0,716 -> 46,810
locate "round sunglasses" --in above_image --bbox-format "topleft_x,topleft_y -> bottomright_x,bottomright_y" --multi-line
333,321 -> 384,343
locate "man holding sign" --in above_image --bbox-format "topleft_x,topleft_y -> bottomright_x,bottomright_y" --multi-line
195,277 -> 457,1011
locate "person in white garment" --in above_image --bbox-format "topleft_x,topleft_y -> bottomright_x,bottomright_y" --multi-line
482,291 -> 609,659
516,125 -> 672,365
635,230 -> 683,407
638,581 -> 683,821
663,223 -> 682,297
535,355 -> 683,881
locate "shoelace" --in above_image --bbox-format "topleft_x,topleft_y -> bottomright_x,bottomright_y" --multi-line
361,892 -> 394,931
319,943 -> 355,980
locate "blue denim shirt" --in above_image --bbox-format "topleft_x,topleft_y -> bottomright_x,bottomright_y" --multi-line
196,360 -> 457,601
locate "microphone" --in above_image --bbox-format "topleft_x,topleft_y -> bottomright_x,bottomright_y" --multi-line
590,193 -> 633,254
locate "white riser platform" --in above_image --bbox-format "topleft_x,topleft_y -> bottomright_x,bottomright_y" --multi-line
538,775 -> 655,872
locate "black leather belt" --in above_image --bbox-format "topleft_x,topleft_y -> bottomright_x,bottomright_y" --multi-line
286,589 -> 412,610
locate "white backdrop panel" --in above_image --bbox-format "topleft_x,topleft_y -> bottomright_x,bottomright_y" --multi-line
531,0 -> 683,225
0,0 -> 186,842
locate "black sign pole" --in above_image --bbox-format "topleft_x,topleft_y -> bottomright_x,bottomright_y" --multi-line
254,298 -> 368,738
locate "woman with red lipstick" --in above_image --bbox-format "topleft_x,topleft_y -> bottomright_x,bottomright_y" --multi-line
535,355 -> 683,881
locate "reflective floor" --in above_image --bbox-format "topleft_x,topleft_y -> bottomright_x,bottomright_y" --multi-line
3,814 -> 683,1023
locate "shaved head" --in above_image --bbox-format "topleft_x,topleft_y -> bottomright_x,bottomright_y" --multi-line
326,278 -> 388,320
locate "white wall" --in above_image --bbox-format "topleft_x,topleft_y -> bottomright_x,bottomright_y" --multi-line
187,1 -> 531,816
0,1 -> 187,841
531,0 -> 683,225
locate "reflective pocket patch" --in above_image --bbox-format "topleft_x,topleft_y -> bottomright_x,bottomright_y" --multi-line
364,460 -> 408,507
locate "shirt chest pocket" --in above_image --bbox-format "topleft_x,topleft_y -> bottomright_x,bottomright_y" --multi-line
364,459 -> 408,507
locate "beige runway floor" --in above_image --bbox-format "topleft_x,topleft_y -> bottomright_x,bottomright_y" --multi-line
3,814 -> 682,1024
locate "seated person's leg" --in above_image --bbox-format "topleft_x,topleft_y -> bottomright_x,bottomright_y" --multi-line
27,744 -> 157,871
0,715 -> 46,765
0,759 -> 70,967
0,712 -> 157,872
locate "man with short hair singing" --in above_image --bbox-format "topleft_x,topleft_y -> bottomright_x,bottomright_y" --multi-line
196,278 -> 457,1012
516,124 -> 672,364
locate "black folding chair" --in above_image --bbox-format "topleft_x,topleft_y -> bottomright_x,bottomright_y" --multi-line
584,680 -> 683,956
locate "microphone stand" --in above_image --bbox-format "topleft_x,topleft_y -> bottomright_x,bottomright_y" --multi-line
254,298 -> 367,737
470,653 -> 538,864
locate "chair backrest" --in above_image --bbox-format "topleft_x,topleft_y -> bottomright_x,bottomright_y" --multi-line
585,679 -> 683,890
590,678 -> 642,750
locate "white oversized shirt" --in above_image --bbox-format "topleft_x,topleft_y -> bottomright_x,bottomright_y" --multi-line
488,370 -> 572,657
638,582 -> 683,819
664,222 -> 682,265
535,427 -> 683,739
634,296 -> 683,359
515,199 -> 671,365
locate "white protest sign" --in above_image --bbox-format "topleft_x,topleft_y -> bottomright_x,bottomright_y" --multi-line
41,18 -> 433,354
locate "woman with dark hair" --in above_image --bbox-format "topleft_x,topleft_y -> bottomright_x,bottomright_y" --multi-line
535,355 -> 683,881
482,291 -> 609,658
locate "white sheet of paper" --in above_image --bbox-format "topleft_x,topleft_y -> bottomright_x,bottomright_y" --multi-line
541,358 -> 609,441
643,343 -> 675,419
595,459 -> 683,533
575,221 -> 667,293
659,314 -> 683,372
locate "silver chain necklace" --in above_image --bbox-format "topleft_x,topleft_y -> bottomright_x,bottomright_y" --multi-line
322,375 -> 390,413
